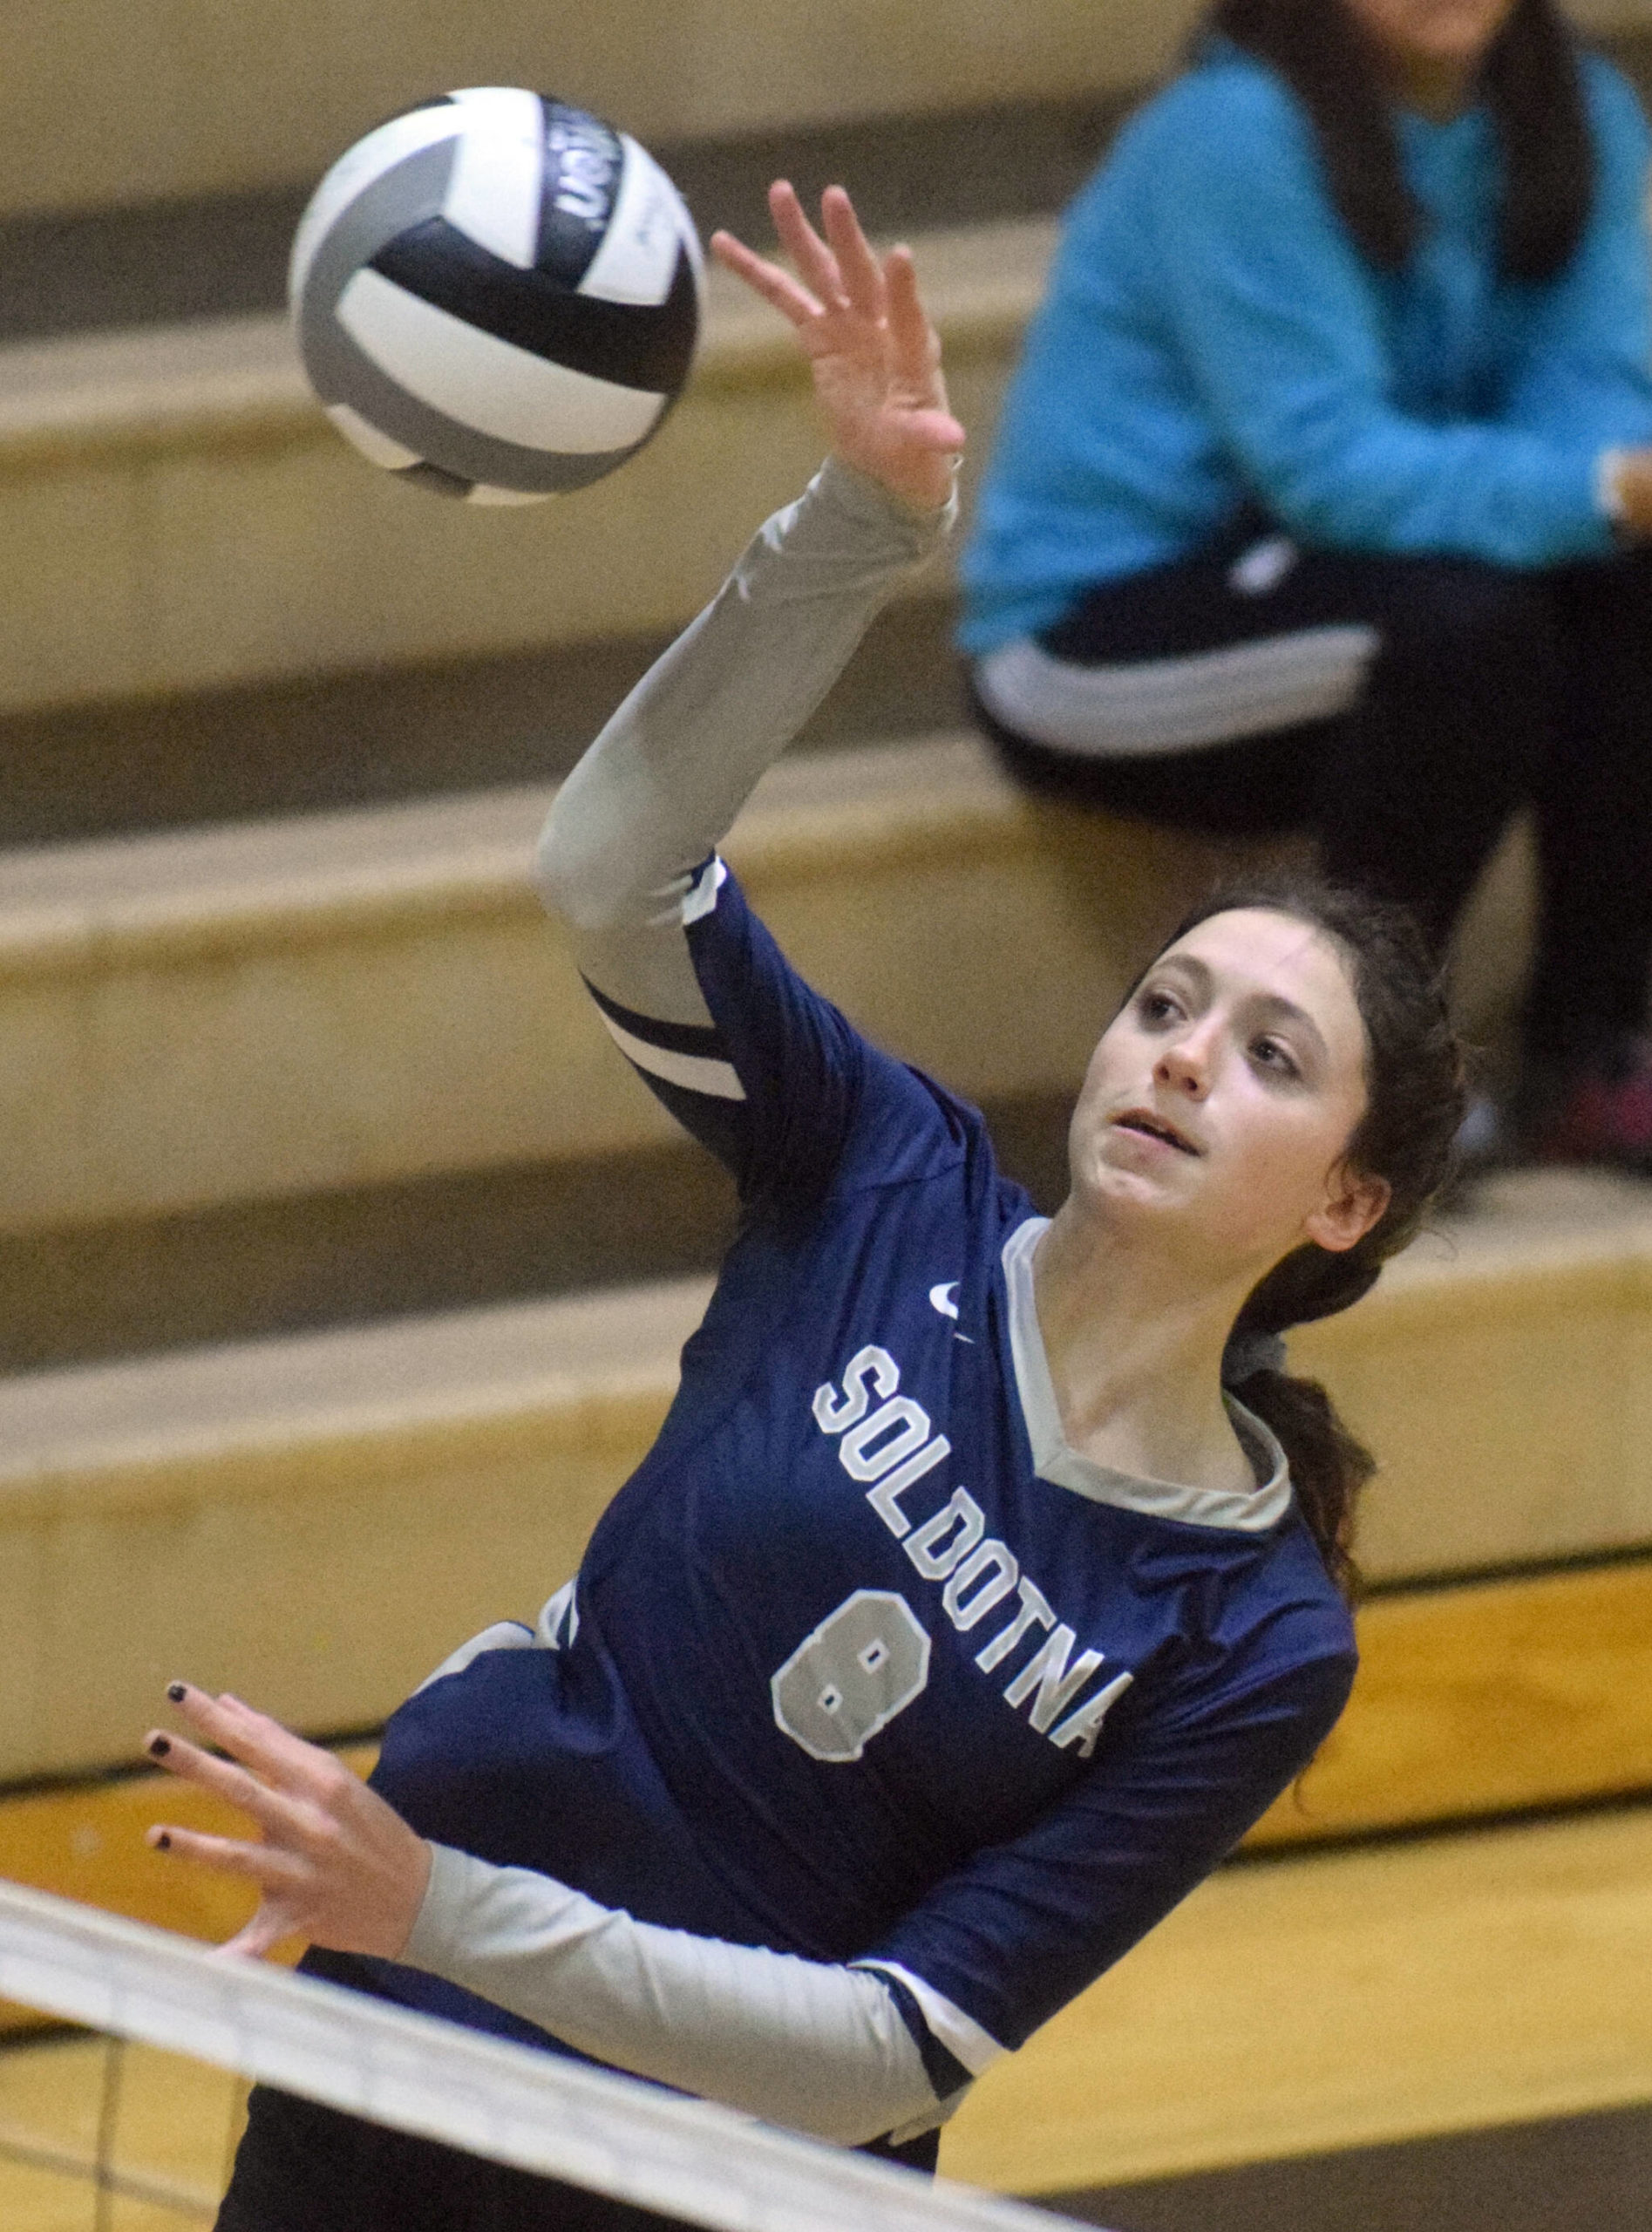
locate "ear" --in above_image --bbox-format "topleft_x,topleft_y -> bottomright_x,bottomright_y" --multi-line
1304,1160 -> 1391,1255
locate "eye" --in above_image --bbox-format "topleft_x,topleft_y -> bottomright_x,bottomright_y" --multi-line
1251,1035 -> 1302,1079
1137,988 -> 1182,1026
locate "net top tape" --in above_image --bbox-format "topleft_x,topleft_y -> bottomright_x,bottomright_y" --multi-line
0,1881 -> 1082,2232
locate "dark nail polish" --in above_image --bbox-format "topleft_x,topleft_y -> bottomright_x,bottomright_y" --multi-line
167,1683 -> 187,1703
148,1735 -> 171,1759
155,1833 -> 172,1852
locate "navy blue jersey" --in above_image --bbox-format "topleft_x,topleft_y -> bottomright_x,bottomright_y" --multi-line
367,858 -> 1356,2083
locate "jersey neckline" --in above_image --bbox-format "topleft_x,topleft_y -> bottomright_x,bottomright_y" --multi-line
1001,1217 -> 1294,1534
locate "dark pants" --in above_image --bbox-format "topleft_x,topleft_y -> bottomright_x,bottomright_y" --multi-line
969,521 -> 1652,1071
215,2085 -> 644,2232
215,2076 -> 940,2231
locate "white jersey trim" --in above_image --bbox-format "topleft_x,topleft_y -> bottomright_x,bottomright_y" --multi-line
409,1619 -> 536,1697
535,1578 -> 580,1650
595,1007 -> 747,1101
1001,1219 -> 1293,1533
850,1960 -> 1006,2077
681,854 -> 728,925
409,1579 -> 581,1696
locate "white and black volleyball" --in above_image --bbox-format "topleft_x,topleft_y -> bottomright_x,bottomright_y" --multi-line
289,87 -> 704,501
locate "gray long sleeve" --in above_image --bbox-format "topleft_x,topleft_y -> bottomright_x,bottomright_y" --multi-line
533,455 -> 955,1027
404,1842 -> 963,2146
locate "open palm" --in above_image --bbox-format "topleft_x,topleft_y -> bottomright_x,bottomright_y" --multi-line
711,182 -> 964,510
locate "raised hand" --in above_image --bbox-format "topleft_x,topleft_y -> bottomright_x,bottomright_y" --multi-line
144,1684 -> 431,1962
711,181 -> 964,510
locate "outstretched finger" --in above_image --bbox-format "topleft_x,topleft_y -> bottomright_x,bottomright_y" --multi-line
146,1823 -> 309,1890
145,1726 -> 307,1839
708,230 -> 822,327
884,248 -> 942,385
766,180 -> 847,310
166,1684 -> 343,1803
819,187 -> 886,322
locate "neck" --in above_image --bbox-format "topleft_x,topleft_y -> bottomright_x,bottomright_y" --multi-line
1377,48 -> 1482,121
1030,1198 -> 1265,1497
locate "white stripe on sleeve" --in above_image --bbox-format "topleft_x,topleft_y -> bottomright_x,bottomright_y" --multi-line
850,1960 -> 1007,2078
595,1009 -> 748,1100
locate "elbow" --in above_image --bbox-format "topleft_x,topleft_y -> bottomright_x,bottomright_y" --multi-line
1257,473 -> 1390,555
531,790 -> 581,920
1247,452 -> 1363,548
1236,414 -> 1403,551
532,793 -> 625,932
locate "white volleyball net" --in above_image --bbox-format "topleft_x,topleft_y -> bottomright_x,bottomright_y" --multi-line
0,1881 -> 1090,2232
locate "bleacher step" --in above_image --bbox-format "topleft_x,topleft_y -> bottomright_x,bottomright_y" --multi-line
0,221 -> 1050,716
0,1279 -> 704,1780
3,1804 -> 1649,2201
0,725 -> 1536,1243
0,1167 -> 1648,1783
0,0 -> 1191,229
0,734 -> 1203,1235
4,1544 -> 1650,1990
0,590 -> 962,854
943,1803 -> 1652,2192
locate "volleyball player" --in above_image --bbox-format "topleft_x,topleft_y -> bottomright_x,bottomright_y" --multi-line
144,184 -> 1466,2231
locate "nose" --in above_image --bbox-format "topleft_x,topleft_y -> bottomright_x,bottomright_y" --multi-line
1154,1018 -> 1217,1097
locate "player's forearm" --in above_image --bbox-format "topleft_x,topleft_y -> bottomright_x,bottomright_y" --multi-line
404,1841 -> 953,2145
534,456 -> 953,937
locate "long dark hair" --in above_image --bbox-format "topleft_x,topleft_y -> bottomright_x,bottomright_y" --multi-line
1203,0 -> 1594,282
1155,875 -> 1465,1601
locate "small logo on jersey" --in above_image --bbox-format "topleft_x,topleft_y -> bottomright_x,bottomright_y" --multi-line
928,1283 -> 960,1319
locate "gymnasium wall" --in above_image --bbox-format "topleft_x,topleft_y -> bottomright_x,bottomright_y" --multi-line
7,0 -> 1648,223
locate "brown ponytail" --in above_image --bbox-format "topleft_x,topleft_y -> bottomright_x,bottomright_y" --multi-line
1172,874 -> 1467,1599
1234,1368 -> 1375,1602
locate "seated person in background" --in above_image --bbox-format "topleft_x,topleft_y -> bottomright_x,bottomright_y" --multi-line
961,0 -> 1652,1172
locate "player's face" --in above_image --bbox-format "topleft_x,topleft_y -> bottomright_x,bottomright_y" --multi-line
1068,908 -> 1389,1277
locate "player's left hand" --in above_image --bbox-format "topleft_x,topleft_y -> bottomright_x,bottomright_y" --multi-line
143,1684 -> 431,1963
710,181 -> 964,511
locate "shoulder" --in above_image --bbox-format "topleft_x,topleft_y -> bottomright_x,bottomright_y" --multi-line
1188,1584 -> 1356,1762
1266,1578 -> 1359,1692
1078,52 -> 1327,235
1186,1521 -> 1357,1710
1109,1530 -> 1356,1775
1269,1509 -> 1359,1642
1254,1532 -> 1359,1726
1575,48 -> 1652,179
1113,51 -> 1316,172
1576,48 -> 1650,138
828,1060 -> 991,1204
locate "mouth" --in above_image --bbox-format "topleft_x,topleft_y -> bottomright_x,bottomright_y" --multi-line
1111,1107 -> 1202,1156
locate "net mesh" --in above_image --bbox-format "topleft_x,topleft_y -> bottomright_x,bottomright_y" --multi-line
0,1881 -> 1081,2232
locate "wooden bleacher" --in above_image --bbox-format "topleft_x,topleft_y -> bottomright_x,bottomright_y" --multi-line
0,221 -> 1050,718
